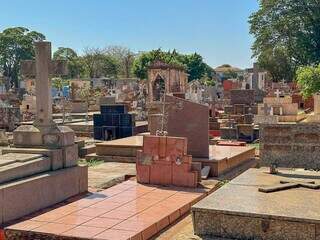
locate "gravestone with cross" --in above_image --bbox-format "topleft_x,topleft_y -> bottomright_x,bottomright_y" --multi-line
13,41 -> 75,149
274,89 -> 281,99
21,41 -> 68,128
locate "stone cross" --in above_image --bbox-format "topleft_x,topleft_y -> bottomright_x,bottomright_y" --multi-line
259,180 -> 320,193
274,89 -> 281,98
21,42 -> 67,128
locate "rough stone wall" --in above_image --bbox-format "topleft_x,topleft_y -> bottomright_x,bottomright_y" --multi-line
0,107 -> 20,131
260,123 -> 320,169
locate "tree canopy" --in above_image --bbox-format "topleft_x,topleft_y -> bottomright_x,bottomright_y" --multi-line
0,27 -> 45,89
53,47 -> 83,79
249,0 -> 320,82
132,49 -> 215,82
296,64 -> 320,98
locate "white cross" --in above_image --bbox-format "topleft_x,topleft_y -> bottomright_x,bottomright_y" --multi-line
274,89 -> 281,98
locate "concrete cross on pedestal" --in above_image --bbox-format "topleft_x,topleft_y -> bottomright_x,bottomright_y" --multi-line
21,42 -> 67,128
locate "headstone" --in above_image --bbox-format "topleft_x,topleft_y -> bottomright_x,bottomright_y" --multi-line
149,95 -> 209,158
136,135 -> 199,187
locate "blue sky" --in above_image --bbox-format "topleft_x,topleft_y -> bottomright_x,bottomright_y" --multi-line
0,0 -> 259,69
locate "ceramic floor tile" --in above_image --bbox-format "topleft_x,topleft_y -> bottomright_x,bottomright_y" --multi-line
73,207 -> 110,217
113,219 -> 150,232
107,194 -> 137,204
89,200 -> 123,211
63,225 -> 105,238
54,214 -> 93,225
48,205 -> 83,215
8,220 -> 47,231
94,229 -> 138,240
30,211 -> 66,222
82,217 -> 122,229
33,223 -> 75,235
101,209 -> 137,220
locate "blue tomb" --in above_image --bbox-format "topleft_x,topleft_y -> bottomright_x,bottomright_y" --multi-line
93,104 -> 135,141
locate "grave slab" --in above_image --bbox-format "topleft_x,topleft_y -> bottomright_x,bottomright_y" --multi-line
192,168 -> 320,240
0,153 -> 50,184
5,180 -> 208,240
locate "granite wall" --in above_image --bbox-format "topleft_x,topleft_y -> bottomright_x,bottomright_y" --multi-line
260,123 -> 320,170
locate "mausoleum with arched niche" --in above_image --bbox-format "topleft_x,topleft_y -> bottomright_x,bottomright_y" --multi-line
147,60 -> 188,102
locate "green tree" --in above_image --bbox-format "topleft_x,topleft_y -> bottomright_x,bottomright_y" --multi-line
296,64 -> 320,98
256,47 -> 295,82
105,46 -> 135,78
53,47 -> 83,79
82,47 -> 119,78
249,0 -> 320,81
132,49 -> 212,82
0,27 -> 45,90
180,53 -> 208,81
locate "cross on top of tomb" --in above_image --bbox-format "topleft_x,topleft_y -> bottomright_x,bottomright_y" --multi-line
21,42 -> 68,128
274,89 -> 281,98
259,180 -> 320,193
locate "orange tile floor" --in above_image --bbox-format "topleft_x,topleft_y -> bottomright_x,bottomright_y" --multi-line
5,180 -> 207,240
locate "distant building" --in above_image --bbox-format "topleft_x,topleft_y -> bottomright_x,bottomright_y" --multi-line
214,64 -> 244,80
244,63 -> 270,91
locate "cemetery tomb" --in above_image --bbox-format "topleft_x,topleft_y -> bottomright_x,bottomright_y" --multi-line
5,180 -> 210,240
136,135 -> 199,188
0,41 -> 88,225
0,106 -> 20,131
147,60 -> 188,102
260,123 -> 320,169
86,135 -> 144,163
93,104 -> 136,141
192,168 -> 320,240
193,145 -> 255,177
230,89 -> 255,106
255,94 -> 305,124
306,93 -> 320,122
0,129 -> 8,146
148,95 -> 209,158
236,124 -> 254,142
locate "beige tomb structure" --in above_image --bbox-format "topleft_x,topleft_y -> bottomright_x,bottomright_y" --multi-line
193,100 -> 320,240
0,41 -> 87,226
306,93 -> 320,122
147,60 -> 187,102
20,95 -> 37,114
254,91 -> 305,124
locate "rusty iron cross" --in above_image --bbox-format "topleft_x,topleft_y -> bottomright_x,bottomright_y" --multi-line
21,41 -> 68,128
259,180 -> 320,193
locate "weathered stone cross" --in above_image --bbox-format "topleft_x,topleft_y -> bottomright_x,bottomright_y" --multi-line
274,89 -> 281,99
21,42 -> 67,128
259,180 -> 320,193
